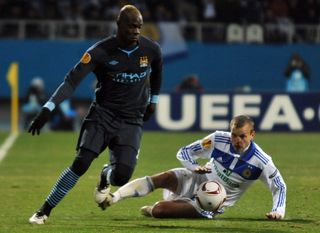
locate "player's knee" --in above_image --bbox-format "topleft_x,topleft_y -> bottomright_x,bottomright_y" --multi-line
70,148 -> 97,176
151,201 -> 168,218
152,171 -> 177,191
110,164 -> 134,186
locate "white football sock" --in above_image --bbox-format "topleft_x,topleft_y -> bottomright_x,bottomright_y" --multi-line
112,176 -> 154,203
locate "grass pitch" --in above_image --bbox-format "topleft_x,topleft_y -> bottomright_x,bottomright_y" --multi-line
0,132 -> 319,233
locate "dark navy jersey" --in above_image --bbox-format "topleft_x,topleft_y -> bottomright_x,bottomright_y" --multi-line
49,35 -> 162,119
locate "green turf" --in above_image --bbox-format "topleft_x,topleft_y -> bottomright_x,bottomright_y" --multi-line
0,132 -> 9,144
0,132 -> 319,233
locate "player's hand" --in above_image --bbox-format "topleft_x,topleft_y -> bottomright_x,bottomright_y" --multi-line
28,107 -> 51,135
194,166 -> 212,174
266,211 -> 284,220
143,103 -> 156,121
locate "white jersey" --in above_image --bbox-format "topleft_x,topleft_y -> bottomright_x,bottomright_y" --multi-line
177,131 -> 286,217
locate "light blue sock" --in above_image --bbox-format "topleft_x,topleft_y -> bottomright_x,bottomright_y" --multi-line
46,167 -> 80,207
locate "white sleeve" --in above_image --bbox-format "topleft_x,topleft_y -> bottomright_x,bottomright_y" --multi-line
176,133 -> 215,171
259,160 -> 287,217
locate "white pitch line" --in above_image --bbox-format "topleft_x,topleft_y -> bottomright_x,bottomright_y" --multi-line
0,133 -> 18,163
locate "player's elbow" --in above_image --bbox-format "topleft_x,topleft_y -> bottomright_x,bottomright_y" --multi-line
176,148 -> 185,160
274,177 -> 287,194
283,183 -> 287,194
278,181 -> 287,194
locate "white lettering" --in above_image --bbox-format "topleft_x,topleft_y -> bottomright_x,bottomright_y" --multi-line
260,95 -> 302,130
201,95 -> 229,130
233,95 -> 261,117
155,94 -> 306,131
156,94 -> 195,130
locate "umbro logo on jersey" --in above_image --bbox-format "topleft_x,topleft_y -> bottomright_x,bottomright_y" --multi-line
109,60 -> 119,65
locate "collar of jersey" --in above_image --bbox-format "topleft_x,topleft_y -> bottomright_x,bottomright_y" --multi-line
118,46 -> 139,57
230,141 -> 256,161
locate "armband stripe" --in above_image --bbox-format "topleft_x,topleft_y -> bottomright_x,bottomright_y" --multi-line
44,101 -> 55,111
150,95 -> 159,104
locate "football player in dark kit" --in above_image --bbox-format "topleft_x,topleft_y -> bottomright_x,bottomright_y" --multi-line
28,5 -> 162,224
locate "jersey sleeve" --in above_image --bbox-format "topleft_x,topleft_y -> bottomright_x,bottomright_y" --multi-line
149,43 -> 162,96
176,133 -> 215,171
259,159 -> 287,217
48,46 -> 100,107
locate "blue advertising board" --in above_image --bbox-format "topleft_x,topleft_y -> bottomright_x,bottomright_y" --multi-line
144,92 -> 320,132
1,41 -> 320,98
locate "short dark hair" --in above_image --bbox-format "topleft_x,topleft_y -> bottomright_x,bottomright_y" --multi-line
117,5 -> 142,22
230,115 -> 254,131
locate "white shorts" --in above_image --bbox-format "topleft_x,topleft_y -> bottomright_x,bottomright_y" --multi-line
162,168 -> 216,218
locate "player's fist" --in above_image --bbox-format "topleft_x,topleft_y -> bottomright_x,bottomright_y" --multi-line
28,107 -> 51,135
194,166 -> 212,174
143,103 -> 156,121
266,211 -> 284,220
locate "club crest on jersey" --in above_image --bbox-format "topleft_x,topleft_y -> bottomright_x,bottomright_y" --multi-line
80,52 -> 91,64
242,168 -> 252,178
202,138 -> 212,149
139,56 -> 148,67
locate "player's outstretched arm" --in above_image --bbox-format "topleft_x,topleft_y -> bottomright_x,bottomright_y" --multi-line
265,211 -> 284,220
28,107 -> 51,135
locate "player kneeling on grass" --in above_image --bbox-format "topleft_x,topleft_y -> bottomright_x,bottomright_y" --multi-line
97,115 -> 286,220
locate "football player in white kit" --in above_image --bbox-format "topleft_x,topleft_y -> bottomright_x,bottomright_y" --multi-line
97,115 -> 286,220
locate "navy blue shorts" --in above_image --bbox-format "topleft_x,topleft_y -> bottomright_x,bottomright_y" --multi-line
77,104 -> 143,168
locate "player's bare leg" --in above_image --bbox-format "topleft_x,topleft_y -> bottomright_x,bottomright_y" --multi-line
140,171 -> 203,218
151,171 -> 178,192
143,200 -> 201,218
